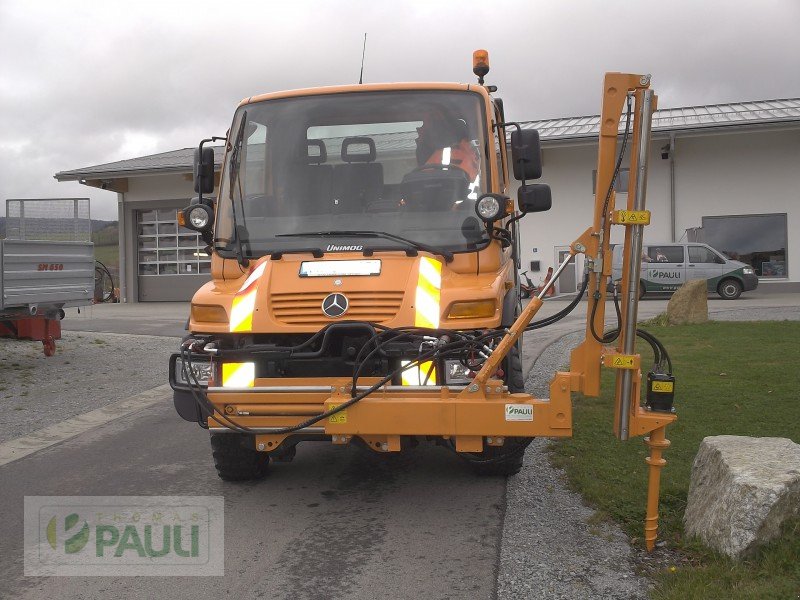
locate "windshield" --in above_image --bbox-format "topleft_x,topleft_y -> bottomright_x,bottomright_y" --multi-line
215,90 -> 490,257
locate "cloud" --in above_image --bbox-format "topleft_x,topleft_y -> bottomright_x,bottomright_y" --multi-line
1,0 -> 798,220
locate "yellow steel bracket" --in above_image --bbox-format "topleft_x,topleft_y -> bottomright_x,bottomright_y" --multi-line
555,73 -> 677,552
609,364 -> 677,551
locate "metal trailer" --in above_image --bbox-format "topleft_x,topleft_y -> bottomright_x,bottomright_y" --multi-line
0,199 -> 95,355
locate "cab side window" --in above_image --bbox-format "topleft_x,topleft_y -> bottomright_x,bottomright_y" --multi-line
648,246 -> 684,263
689,246 -> 725,264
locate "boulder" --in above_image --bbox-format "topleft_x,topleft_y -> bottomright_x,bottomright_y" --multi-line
684,435 -> 800,559
666,279 -> 708,325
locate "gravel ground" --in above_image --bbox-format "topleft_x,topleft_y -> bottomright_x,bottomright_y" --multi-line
0,331 -> 179,442
497,331 -> 650,599
497,306 -> 800,599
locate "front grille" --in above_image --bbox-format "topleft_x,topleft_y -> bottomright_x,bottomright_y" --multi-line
270,291 -> 405,325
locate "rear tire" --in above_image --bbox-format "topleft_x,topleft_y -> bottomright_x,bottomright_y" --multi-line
470,343 -> 530,476
210,433 -> 270,481
718,278 -> 742,300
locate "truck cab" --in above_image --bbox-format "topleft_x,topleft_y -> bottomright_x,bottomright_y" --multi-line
169,75 -> 551,478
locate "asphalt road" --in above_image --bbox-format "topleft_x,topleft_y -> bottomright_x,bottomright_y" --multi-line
1,400 -> 506,599
0,298 -> 665,599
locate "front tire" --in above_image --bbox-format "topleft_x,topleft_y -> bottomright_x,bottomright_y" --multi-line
718,278 -> 743,300
210,433 -> 270,481
504,341 -> 526,393
470,438 -> 531,476
470,343 -> 530,476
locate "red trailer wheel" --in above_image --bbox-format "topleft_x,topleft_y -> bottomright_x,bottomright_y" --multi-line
42,336 -> 56,357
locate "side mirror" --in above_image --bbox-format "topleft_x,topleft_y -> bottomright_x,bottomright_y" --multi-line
518,184 -> 551,213
193,146 -> 215,194
510,129 -> 542,181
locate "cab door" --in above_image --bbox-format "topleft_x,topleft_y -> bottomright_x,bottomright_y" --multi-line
687,244 -> 724,290
645,245 -> 686,292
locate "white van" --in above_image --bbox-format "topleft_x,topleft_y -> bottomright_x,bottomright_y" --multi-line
612,243 -> 758,300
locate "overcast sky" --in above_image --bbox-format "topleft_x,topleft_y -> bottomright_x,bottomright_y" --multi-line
1,0 -> 798,220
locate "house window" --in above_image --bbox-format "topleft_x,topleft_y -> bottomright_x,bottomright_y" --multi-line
701,214 -> 788,278
592,168 -> 629,194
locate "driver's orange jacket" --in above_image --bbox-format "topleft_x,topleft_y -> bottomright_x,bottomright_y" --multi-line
426,138 -> 479,181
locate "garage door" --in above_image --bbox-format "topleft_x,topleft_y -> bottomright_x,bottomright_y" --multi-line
137,207 -> 211,301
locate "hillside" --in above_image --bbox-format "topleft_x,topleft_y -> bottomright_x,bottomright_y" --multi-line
0,216 -> 117,239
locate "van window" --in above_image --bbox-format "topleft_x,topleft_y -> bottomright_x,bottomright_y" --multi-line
648,246 -> 684,263
689,246 -> 724,264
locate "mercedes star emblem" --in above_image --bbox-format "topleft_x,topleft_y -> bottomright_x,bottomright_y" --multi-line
321,293 -> 349,318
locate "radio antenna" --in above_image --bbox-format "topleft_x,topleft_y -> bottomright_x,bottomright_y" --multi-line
358,33 -> 367,84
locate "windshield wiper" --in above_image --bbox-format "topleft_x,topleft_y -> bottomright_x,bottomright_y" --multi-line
277,230 -> 454,262
225,111 -> 250,267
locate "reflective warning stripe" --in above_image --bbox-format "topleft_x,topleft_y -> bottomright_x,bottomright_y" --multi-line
415,257 -> 442,329
221,362 -> 255,388
401,360 -> 437,386
229,262 -> 267,333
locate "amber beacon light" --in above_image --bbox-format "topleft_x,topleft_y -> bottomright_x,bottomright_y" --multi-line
472,49 -> 490,84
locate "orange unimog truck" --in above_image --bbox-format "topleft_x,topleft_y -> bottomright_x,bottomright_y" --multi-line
170,52 -> 678,549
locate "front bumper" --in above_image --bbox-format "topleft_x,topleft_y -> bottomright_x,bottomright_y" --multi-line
197,376 -> 574,452
742,273 -> 759,291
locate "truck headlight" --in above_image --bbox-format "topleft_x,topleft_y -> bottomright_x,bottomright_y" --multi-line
742,267 -> 755,275
174,356 -> 212,387
475,193 -> 508,222
443,359 -> 474,385
182,204 -> 214,232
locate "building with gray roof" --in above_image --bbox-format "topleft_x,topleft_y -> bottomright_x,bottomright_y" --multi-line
55,96 -> 800,301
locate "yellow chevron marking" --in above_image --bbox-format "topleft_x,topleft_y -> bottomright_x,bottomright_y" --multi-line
221,362 -> 255,388
415,257 -> 442,329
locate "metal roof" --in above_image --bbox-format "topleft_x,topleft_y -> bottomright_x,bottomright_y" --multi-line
521,97 -> 800,141
55,146 -> 226,181
55,97 -> 800,181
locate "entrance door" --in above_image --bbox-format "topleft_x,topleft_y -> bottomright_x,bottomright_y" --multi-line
554,247 -> 577,294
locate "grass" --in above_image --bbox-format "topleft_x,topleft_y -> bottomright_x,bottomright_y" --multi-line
92,223 -> 119,279
92,223 -> 118,247
550,320 -> 800,598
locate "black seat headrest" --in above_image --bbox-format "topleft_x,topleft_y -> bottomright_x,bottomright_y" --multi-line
341,137 -> 376,163
305,139 -> 327,165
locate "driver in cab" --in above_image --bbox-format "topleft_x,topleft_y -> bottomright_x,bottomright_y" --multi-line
415,116 -> 480,182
